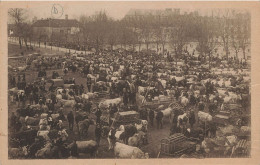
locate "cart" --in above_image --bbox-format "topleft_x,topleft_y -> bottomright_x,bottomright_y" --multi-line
112,111 -> 140,128
160,133 -> 196,157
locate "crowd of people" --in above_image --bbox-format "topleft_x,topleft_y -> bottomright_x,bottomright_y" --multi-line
8,43 -> 251,158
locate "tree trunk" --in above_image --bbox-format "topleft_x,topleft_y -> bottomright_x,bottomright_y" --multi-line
146,43 -> 149,51
208,53 -> 211,70
243,49 -> 246,60
156,42 -> 159,53
111,44 -> 113,51
38,41 -> 40,48
225,47 -> 229,59
138,44 -> 141,52
162,44 -> 165,57
235,49 -> 238,59
19,37 -> 22,49
175,49 -> 178,65
24,38 -> 28,47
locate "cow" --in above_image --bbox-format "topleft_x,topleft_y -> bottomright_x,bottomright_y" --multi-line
128,131 -> 146,147
9,146 -> 28,158
99,98 -> 122,109
114,142 -> 148,159
25,116 -> 40,126
68,140 -> 98,158
107,129 -> 125,150
180,96 -> 189,107
118,124 -> 137,144
161,107 -> 173,123
78,119 -> 95,138
59,99 -> 76,107
198,111 -> 212,122
37,130 -> 50,141
82,92 -> 98,100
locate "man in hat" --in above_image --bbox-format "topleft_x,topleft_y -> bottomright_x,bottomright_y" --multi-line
67,111 -> 74,131
95,107 -> 102,124
189,110 -> 196,129
148,109 -> 155,127
95,124 -> 102,146
156,110 -> 164,129
70,140 -> 79,158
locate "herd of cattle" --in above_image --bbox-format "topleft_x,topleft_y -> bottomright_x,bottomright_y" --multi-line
8,47 -> 251,159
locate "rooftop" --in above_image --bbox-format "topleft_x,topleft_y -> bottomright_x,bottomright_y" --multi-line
32,18 -> 80,28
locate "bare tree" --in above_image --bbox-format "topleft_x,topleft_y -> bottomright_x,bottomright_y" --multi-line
21,23 -> 32,48
239,12 -> 250,60
107,21 -> 119,51
196,16 -> 218,69
8,8 -> 27,49
219,17 -> 231,58
79,14 -> 91,53
89,10 -> 109,53
169,16 -> 189,62
140,23 -> 152,51
230,14 -> 241,59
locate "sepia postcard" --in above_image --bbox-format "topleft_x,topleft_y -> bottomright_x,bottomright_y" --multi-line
0,1 -> 260,165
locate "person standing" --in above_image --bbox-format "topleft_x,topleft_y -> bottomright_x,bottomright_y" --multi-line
156,110 -> 164,129
75,112 -> 81,133
70,140 -> 79,158
141,109 -> 148,121
189,110 -> 196,129
123,88 -> 128,106
95,108 -> 102,124
148,109 -> 155,127
95,124 -> 102,146
67,111 -> 74,131
87,77 -> 92,93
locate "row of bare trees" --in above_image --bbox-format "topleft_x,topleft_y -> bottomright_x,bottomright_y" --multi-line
8,8 -> 250,60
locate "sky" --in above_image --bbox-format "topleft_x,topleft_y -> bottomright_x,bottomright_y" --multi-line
8,2 -> 248,23
24,3 -> 221,21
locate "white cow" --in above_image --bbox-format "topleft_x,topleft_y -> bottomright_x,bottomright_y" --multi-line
198,111 -> 212,122
107,130 -> 124,150
114,142 -> 148,159
99,98 -> 122,109
59,99 -> 76,107
180,96 -> 189,107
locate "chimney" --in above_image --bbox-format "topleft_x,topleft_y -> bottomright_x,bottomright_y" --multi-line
65,14 -> 68,20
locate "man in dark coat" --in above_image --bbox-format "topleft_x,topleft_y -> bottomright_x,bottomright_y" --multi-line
67,111 -> 74,131
148,109 -> 155,127
70,140 -> 79,158
156,111 -> 164,129
95,108 -> 102,124
87,77 -> 92,92
95,124 -> 102,146
198,101 -> 205,111
189,110 -> 196,128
